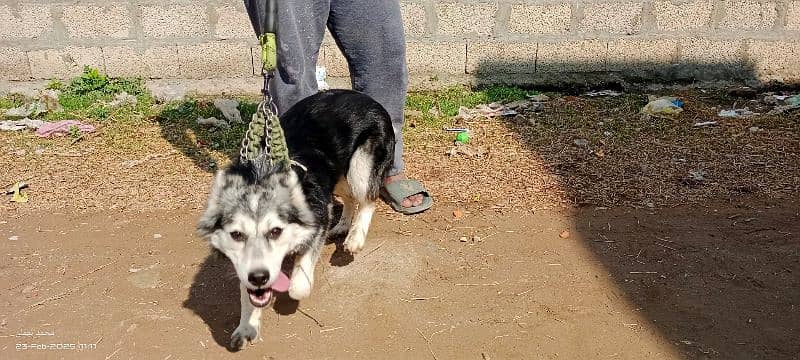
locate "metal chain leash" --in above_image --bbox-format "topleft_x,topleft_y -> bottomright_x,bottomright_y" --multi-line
239,69 -> 278,163
238,4 -> 294,168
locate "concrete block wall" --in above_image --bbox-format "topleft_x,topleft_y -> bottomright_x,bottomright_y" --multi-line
0,0 -> 798,89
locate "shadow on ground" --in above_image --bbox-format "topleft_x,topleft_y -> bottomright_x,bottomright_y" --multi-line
572,199 -> 800,359
182,204 -> 348,351
154,98 -> 258,173
474,59 -> 800,359
181,250 -> 306,351
181,250 -> 240,350
180,59 -> 799,358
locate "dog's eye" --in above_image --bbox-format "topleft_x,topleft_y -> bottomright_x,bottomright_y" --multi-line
267,227 -> 283,240
229,231 -> 245,242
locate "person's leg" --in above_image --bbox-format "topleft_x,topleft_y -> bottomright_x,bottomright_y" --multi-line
270,0 -> 330,113
328,0 -> 427,209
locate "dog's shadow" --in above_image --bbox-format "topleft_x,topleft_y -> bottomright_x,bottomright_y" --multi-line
183,250 -> 306,351
182,249 -> 241,351
183,203 -> 351,351
327,201 -> 356,267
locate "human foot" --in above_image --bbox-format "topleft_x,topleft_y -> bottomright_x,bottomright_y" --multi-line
380,175 -> 433,215
384,174 -> 424,207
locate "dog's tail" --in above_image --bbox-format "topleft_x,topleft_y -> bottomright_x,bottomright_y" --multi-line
358,108 -> 395,201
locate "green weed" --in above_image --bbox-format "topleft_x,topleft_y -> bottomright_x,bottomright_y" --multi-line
68,125 -> 81,139
0,94 -> 25,109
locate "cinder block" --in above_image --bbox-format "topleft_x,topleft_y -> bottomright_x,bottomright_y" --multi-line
401,2 -> 427,37
251,45 -> 262,75
322,41 -> 466,77
176,42 -> 253,78
0,4 -> 52,39
719,0 -> 777,30
103,46 -> 180,79
537,40 -> 608,72
747,40 -> 800,82
27,46 -> 104,79
321,44 -> 348,77
323,41 -> 465,77
507,4 -> 571,34
466,42 -> 536,74
215,5 -> 254,40
436,3 -> 497,37
323,29 -> 336,45
251,44 -> 327,76
0,47 -> 31,80
652,0 -> 713,31
141,5 -> 209,39
607,39 -> 678,72
62,4 -> 130,39
406,41 -> 466,74
607,39 -> 678,81
787,1 -> 800,31
680,38 -> 742,64
579,2 -> 642,35
676,38 -> 744,80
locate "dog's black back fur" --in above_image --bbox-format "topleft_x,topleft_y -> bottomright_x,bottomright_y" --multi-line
282,89 -> 395,185
226,89 -> 395,230
284,89 -> 394,225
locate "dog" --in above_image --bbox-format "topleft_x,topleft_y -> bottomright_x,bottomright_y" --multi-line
196,89 -> 395,350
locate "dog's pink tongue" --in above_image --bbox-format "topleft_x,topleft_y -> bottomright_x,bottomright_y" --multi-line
270,272 -> 290,292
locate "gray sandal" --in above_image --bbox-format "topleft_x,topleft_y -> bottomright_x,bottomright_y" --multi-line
380,179 -> 433,215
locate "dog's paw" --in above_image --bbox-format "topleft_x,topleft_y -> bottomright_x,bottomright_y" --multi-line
230,323 -> 259,350
288,275 -> 312,300
343,234 -> 365,254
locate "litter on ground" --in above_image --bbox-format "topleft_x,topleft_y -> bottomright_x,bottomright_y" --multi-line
212,99 -> 242,124
35,120 -> 95,138
4,102 -> 46,119
196,116 -> 230,129
585,90 -> 623,97
641,96 -> 683,117
718,108 -> 758,118
107,92 -> 138,108
0,118 -> 45,131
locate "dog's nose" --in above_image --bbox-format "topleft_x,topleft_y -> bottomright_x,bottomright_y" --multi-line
248,270 -> 270,287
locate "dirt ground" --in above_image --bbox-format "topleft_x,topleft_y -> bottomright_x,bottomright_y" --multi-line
2,197 -> 798,360
1,88 -> 799,359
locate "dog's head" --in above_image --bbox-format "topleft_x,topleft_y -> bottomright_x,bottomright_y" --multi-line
197,160 -> 314,307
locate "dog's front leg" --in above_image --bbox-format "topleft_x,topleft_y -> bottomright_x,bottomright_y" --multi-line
230,283 -> 261,350
289,237 -> 323,300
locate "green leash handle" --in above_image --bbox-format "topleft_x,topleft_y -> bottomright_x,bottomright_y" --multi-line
260,33 -> 277,73
240,0 -> 290,167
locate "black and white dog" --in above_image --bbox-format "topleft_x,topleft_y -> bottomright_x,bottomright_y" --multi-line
197,89 -> 395,349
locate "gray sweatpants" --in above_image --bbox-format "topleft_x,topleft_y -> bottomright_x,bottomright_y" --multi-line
269,0 -> 409,176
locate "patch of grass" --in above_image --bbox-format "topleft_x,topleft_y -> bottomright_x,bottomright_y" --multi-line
58,91 -> 96,111
156,98 -> 251,155
45,79 -> 64,91
68,66 -> 109,95
65,66 -> 146,97
437,87 -> 489,116
405,85 -> 535,128
159,99 -> 204,123
484,86 -> 534,103
88,105 -> 110,120
405,93 -> 435,113
0,94 -> 25,109
238,100 -> 258,123
68,125 -> 81,139
56,66 -> 152,120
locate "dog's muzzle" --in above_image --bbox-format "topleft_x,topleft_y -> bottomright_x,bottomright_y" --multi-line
245,271 -> 290,307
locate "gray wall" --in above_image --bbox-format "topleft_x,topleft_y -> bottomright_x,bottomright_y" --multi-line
1,0 -> 799,88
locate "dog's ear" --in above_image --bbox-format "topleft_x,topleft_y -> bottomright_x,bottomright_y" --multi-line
197,170 -> 227,238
